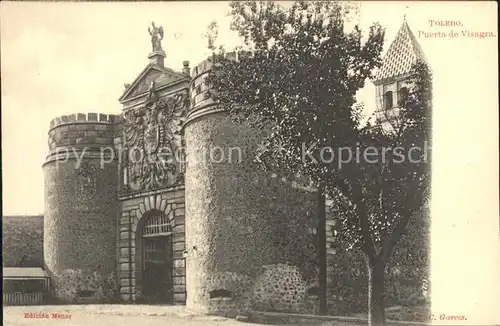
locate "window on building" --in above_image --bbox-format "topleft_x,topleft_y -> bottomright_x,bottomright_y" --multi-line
384,91 -> 393,110
307,286 -> 319,296
209,289 -> 232,299
76,290 -> 95,298
398,87 -> 409,105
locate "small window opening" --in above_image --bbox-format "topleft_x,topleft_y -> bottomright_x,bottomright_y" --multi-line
307,287 -> 319,296
209,289 -> 232,299
76,290 -> 95,298
384,91 -> 393,110
398,87 -> 409,105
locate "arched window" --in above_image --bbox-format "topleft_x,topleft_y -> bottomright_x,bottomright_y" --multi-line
398,87 -> 409,105
142,210 -> 172,237
384,91 -> 393,110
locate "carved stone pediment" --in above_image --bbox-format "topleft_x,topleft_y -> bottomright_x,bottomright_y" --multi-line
119,66 -> 188,104
123,68 -> 162,101
122,90 -> 189,192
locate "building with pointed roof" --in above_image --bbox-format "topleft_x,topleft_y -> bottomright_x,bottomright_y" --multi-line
374,18 -> 430,126
374,18 -> 428,86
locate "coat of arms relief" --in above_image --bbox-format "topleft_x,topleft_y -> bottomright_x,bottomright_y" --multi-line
75,163 -> 98,201
123,84 -> 188,192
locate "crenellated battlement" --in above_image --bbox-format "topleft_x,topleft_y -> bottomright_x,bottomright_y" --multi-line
188,51 -> 254,125
49,113 -> 121,130
190,50 -> 255,78
46,113 -> 122,159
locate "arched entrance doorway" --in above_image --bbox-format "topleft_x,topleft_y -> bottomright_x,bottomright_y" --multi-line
137,209 -> 173,304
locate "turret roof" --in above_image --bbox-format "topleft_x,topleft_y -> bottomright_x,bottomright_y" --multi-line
373,19 -> 428,85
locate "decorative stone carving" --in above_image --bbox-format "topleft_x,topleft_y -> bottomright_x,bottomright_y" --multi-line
123,91 -> 188,192
127,70 -> 163,100
145,81 -> 158,104
75,163 -> 98,200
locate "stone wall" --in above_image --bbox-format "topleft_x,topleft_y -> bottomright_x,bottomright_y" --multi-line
185,55 -> 319,315
2,216 -> 44,267
117,189 -> 186,305
47,113 -> 118,150
43,113 -> 119,303
184,113 -> 319,315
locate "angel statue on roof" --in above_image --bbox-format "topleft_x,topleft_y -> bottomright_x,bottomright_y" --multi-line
148,21 -> 164,52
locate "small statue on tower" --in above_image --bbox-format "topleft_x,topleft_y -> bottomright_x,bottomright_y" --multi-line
148,21 -> 164,52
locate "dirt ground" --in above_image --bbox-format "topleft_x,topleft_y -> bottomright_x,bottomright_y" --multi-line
2,305 -> 368,326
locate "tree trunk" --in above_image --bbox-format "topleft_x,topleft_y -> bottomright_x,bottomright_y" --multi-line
368,261 -> 386,326
317,186 -> 327,315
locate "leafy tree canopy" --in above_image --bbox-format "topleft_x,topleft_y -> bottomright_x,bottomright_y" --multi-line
205,2 -> 432,323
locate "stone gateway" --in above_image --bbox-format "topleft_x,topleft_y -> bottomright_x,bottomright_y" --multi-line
41,20 -> 429,316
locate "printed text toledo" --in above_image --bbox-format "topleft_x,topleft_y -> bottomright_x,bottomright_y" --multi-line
419,20 -> 495,39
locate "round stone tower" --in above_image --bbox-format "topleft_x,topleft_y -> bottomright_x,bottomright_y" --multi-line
43,113 -> 120,303
183,54 -> 320,315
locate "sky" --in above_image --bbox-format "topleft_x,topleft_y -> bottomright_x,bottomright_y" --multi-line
1,2 -> 499,322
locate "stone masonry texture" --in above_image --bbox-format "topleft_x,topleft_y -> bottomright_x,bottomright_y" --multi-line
184,112 -> 319,315
43,155 -> 118,303
117,190 -> 186,305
